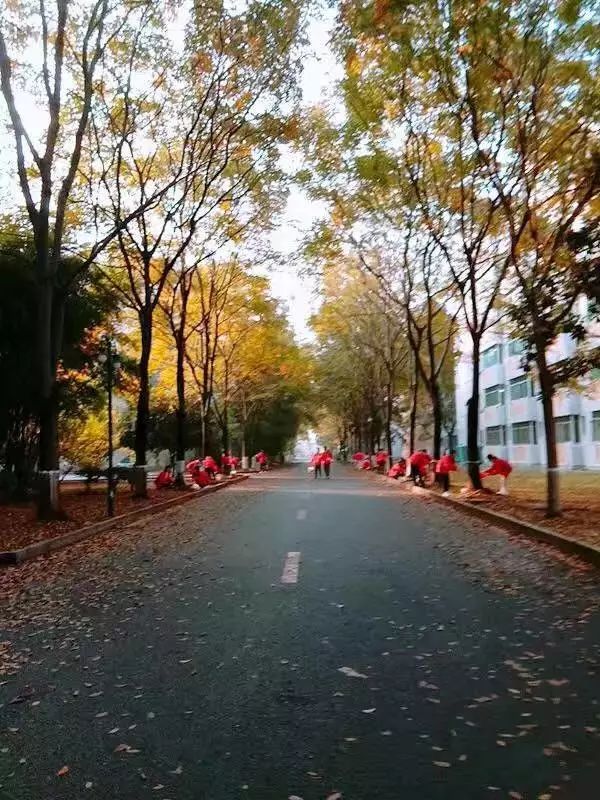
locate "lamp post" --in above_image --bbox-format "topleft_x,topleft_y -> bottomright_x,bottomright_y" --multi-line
99,337 -> 120,517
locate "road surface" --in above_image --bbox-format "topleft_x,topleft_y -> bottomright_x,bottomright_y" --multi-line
1,466 -> 599,799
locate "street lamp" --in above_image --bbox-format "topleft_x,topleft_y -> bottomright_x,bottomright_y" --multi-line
98,337 -> 120,517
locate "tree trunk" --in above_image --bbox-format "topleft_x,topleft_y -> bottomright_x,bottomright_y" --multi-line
134,309 -> 152,497
221,367 -> 229,452
538,351 -> 561,516
466,339 -> 482,489
222,399 -> 229,452
385,397 -> 393,459
200,413 -> 207,459
409,371 -> 419,454
431,383 -> 442,460
175,330 -> 186,488
37,269 -> 65,519
241,398 -> 248,468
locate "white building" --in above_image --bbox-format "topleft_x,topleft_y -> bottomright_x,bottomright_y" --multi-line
455,303 -> 600,470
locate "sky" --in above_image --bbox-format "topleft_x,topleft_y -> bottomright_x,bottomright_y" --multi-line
266,9 -> 342,342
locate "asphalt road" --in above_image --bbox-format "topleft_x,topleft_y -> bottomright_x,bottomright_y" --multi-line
1,465 -> 599,800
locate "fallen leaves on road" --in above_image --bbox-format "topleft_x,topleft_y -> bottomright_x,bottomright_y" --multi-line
56,765 -> 70,777
338,666 -> 367,679
114,743 -> 140,755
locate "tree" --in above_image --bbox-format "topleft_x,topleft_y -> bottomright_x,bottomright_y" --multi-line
90,0 -> 305,492
451,0 -> 600,514
0,223 -> 113,498
59,410 -> 111,489
0,0 -> 191,515
309,257 -> 415,456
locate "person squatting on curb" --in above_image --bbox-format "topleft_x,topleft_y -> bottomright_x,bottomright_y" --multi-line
435,450 -> 457,496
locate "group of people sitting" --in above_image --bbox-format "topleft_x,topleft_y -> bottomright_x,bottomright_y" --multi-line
353,448 -> 513,497
352,450 -> 390,472
154,449 -> 270,490
310,447 -> 334,478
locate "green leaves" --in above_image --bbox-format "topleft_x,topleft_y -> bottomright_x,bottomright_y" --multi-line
558,0 -> 582,24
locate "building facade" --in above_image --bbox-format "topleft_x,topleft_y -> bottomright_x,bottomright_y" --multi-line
455,306 -> 600,470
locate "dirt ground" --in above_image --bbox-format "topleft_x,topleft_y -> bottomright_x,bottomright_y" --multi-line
0,484 -> 188,552
447,468 -> 600,549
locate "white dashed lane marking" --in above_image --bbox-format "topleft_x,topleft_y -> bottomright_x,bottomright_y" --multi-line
281,552 -> 301,584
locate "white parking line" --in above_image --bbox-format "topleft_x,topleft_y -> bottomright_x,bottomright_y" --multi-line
296,509 -> 307,520
281,551 -> 301,584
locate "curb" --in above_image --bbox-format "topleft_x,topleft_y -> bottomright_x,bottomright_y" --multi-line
378,474 -> 600,568
0,475 -> 249,567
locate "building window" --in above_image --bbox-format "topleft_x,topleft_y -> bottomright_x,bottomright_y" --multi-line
554,415 -> 582,444
592,411 -> 600,441
508,340 -> 525,357
485,384 -> 505,407
482,344 -> 502,368
512,421 -> 537,445
509,374 -> 530,401
486,425 -> 506,446
555,416 -> 571,443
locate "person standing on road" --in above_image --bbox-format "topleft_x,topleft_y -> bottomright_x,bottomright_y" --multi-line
436,450 -> 457,496
321,447 -> 333,478
481,453 -> 513,495
311,450 -> 323,479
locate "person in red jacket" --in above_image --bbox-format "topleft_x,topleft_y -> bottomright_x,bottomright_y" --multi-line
409,449 -> 431,486
481,453 -> 513,495
360,456 -> 372,470
186,458 -> 200,483
229,454 -> 240,472
352,451 -> 366,466
186,459 -> 213,488
202,455 -> 218,480
388,458 -> 406,479
321,447 -> 333,478
311,450 -> 322,479
194,467 -> 214,488
436,450 -> 457,496
155,465 -> 174,489
255,450 -> 268,471
220,451 -> 231,476
375,450 -> 388,474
